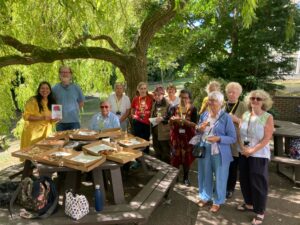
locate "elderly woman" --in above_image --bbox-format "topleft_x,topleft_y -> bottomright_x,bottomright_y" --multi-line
170,89 -> 197,186
21,81 -> 57,149
224,82 -> 247,198
197,91 -> 236,213
131,82 -> 153,154
199,80 -> 221,115
150,86 -> 171,163
108,83 -> 131,131
237,90 -> 274,225
166,83 -> 180,107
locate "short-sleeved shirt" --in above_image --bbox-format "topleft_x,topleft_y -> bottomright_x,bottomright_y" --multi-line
89,112 -> 120,131
107,93 -> 131,117
131,95 -> 153,125
166,96 -> 180,107
52,83 -> 85,123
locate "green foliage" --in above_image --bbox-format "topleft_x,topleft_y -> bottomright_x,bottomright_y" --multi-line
184,74 -> 226,109
184,0 -> 300,92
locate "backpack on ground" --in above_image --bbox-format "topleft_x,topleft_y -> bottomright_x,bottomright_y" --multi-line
9,175 -> 58,219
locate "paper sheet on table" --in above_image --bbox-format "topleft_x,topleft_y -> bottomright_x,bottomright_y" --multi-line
149,117 -> 159,127
189,134 -> 202,145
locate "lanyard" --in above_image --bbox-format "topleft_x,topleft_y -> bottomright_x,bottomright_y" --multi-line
178,104 -> 189,118
115,95 -> 122,111
226,101 -> 239,114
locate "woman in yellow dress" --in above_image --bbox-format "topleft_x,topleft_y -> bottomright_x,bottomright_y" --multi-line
20,81 -> 57,149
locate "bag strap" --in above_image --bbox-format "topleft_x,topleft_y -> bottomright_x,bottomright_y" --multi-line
8,183 -> 22,219
203,111 -> 226,144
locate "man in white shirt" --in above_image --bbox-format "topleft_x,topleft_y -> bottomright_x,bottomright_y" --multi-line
108,83 -> 131,131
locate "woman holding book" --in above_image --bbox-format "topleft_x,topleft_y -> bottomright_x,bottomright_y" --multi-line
20,81 -> 57,149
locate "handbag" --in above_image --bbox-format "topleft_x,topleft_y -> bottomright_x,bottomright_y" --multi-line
192,142 -> 206,158
192,112 -> 226,159
65,191 -> 89,220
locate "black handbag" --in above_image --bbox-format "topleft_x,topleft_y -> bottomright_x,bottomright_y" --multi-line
192,112 -> 226,158
192,143 -> 206,158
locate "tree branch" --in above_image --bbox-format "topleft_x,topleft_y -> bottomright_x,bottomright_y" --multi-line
73,35 -> 125,54
0,45 -> 127,69
0,35 -> 37,53
133,0 -> 187,55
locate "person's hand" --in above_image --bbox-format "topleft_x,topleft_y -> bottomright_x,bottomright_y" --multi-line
50,118 -> 60,123
197,121 -> 210,132
241,147 -> 254,157
206,136 -> 220,143
156,117 -> 163,123
230,114 -> 240,124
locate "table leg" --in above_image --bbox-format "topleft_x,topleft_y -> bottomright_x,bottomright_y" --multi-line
22,160 -> 33,179
110,167 -> 125,204
92,167 -> 106,205
273,136 -> 284,156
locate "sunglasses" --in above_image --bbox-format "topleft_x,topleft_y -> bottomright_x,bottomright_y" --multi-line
250,97 -> 263,101
100,105 -> 109,109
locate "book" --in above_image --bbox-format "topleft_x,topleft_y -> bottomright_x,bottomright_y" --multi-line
51,104 -> 62,120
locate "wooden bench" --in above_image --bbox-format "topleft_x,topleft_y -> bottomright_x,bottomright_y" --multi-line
273,120 -> 300,186
0,154 -> 178,225
271,156 -> 300,186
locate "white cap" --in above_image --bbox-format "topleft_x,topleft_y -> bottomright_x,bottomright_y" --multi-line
95,184 -> 100,189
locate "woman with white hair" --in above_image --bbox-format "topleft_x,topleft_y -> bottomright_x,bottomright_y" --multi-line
237,90 -> 274,225
197,91 -> 236,213
224,82 -> 247,199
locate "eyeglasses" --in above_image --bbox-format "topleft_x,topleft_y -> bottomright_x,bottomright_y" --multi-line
100,106 -> 109,109
250,97 -> 263,101
60,71 -> 71,74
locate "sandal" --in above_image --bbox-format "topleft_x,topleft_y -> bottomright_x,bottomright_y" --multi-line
210,204 -> 220,213
197,200 -> 209,207
237,203 -> 253,211
251,215 -> 264,225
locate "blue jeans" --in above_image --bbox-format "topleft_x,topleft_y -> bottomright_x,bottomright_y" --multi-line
56,122 -> 80,131
198,143 -> 230,205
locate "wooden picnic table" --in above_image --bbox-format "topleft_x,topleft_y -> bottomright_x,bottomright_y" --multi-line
273,120 -> 300,185
36,160 -> 125,205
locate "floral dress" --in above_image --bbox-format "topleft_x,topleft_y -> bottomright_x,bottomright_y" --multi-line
170,105 -> 197,168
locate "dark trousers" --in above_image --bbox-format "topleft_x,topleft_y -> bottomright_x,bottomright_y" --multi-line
56,122 -> 80,131
152,127 -> 170,164
227,156 -> 239,192
132,119 -> 150,154
239,155 -> 269,214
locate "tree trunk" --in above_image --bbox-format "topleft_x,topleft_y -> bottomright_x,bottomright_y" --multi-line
121,55 -> 148,100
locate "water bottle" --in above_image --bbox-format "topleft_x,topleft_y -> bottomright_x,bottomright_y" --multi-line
95,185 -> 103,212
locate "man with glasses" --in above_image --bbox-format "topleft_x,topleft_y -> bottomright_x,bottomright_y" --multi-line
52,65 -> 85,131
90,100 -> 120,131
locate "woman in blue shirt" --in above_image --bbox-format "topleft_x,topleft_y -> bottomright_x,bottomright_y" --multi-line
197,91 -> 236,213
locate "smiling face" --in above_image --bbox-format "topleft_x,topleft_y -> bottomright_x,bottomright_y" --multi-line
167,87 -> 176,97
208,97 -> 222,113
100,101 -> 110,117
59,67 -> 72,85
153,91 -> 164,102
115,84 -> 124,96
39,84 -> 51,99
138,84 -> 148,97
249,95 -> 264,110
180,93 -> 190,106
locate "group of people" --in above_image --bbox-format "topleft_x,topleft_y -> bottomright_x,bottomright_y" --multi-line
21,66 -> 274,225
